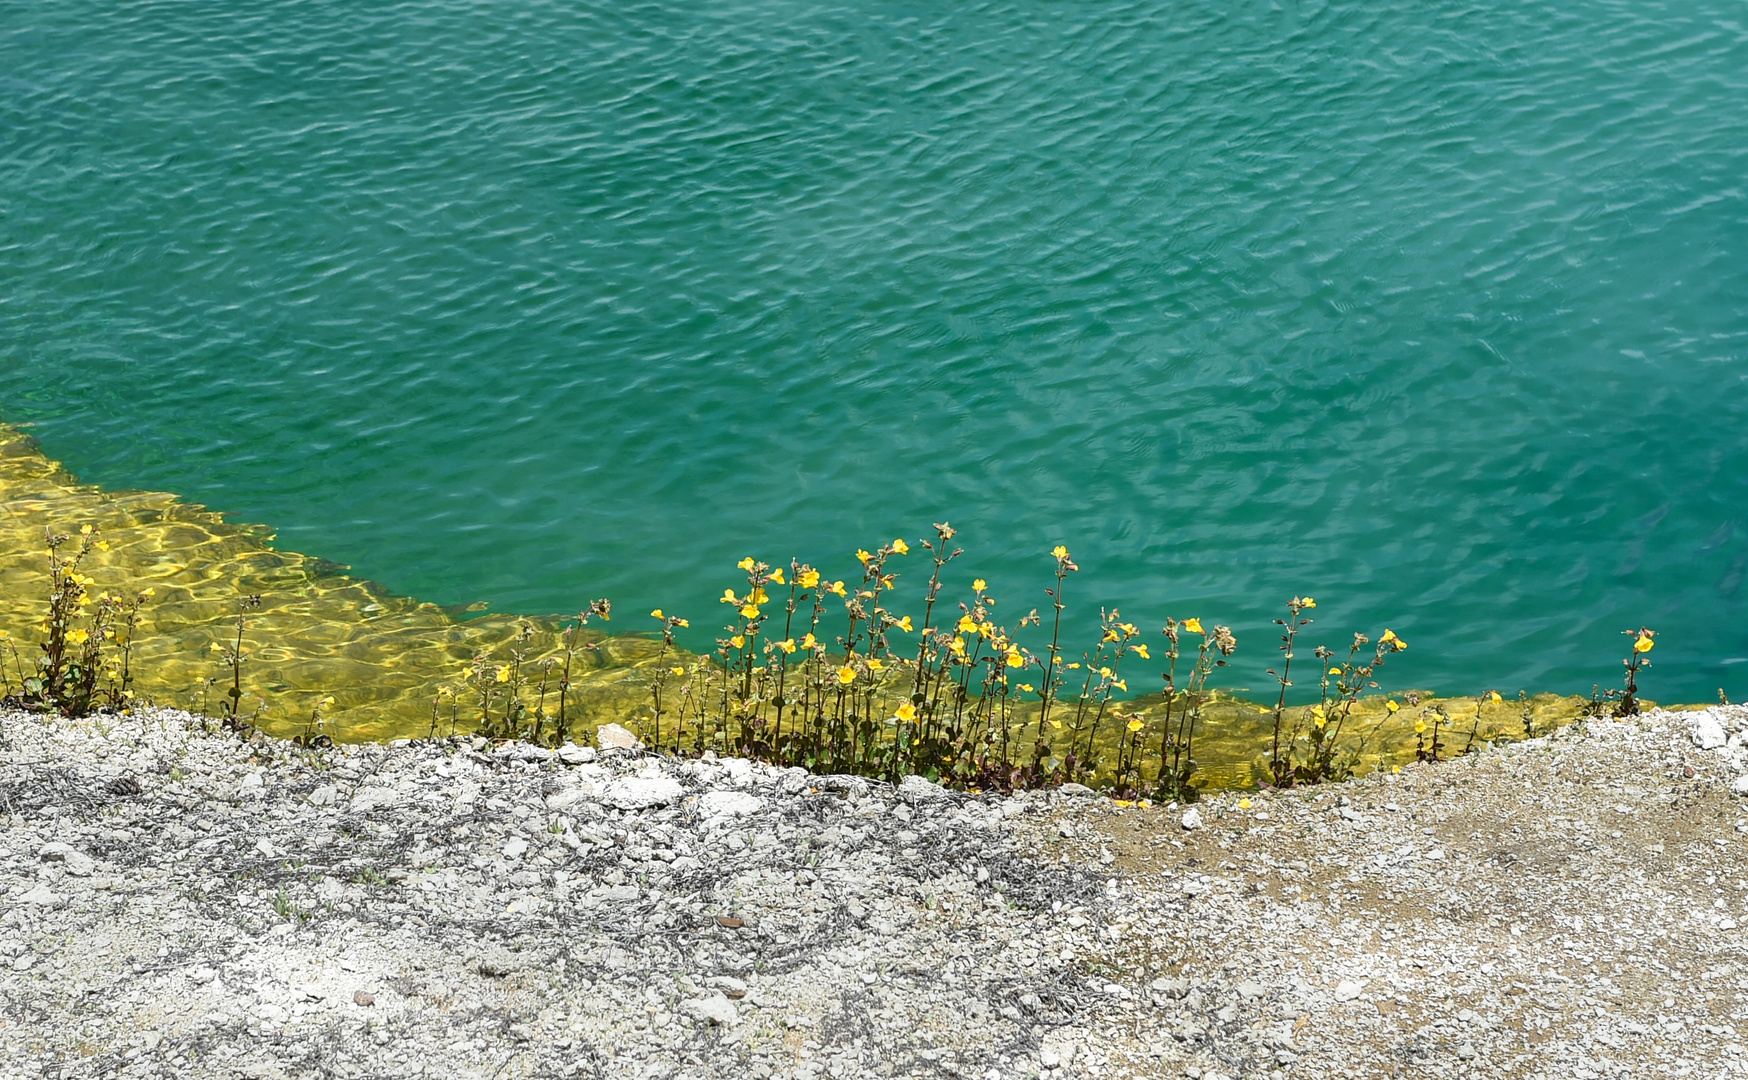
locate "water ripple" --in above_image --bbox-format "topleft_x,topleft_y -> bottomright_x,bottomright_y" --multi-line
2,0 -> 1747,700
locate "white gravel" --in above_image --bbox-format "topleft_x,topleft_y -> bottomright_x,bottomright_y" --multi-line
3,704 -> 1747,1079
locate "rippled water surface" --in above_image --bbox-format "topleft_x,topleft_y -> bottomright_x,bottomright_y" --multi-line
4,0 -> 1747,703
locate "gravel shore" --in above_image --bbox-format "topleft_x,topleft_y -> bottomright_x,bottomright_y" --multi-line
3,705 -> 1747,1080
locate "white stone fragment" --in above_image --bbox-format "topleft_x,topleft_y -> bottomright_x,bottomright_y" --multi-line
39,842 -> 94,877
1692,715 -> 1728,750
601,776 -> 683,810
594,723 -> 644,751
1181,808 -> 1203,831
678,993 -> 738,1025
695,790 -> 764,818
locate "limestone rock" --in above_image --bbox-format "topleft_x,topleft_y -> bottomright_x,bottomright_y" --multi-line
595,723 -> 644,751
39,842 -> 95,877
1692,715 -> 1728,750
602,776 -> 683,810
679,993 -> 738,1026
695,790 -> 764,818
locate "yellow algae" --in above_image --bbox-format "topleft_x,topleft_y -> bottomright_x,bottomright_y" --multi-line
0,422 -> 1605,787
0,423 -> 660,743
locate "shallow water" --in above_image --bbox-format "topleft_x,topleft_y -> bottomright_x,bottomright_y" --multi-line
3,0 -> 1746,704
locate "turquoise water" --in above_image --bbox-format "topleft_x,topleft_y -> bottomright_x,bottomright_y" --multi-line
3,0 -> 1746,703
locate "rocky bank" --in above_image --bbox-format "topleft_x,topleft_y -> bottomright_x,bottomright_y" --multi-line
3,705 -> 1748,1080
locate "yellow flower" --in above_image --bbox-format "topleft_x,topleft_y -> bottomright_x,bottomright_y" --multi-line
950,637 -> 967,657
1634,634 -> 1655,654
1328,666 -> 1342,676
829,580 -> 847,596
1238,797 -> 1253,809
97,541 -> 110,552
979,621 -> 995,638
768,567 -> 785,584
675,618 -> 690,628
1183,618 -> 1204,635
868,658 -> 885,671
1380,628 -> 1406,650
68,628 -> 89,645
737,557 -> 755,572
895,702 -> 916,722
1050,718 -> 1063,729
1005,650 -> 1025,667
856,549 -> 873,565
778,639 -> 797,654
957,615 -> 978,633
896,615 -> 914,632
1067,662 -> 1080,670
1132,643 -> 1150,659
720,589 -> 738,605
80,524 -> 92,535
651,609 -> 664,619
1386,699 -> 1400,713
1052,545 -> 1068,559
1098,666 -> 1113,678
1114,679 -> 1127,691
1126,717 -> 1144,732
210,642 -> 224,652
319,696 -> 336,708
799,569 -> 820,589
1415,719 -> 1427,734
837,664 -> 856,685
670,666 -> 684,676
495,666 -> 512,683
802,633 -> 818,649
730,635 -> 746,649
740,604 -> 761,619
1018,683 -> 1034,693
140,587 -> 154,597
750,588 -> 770,605
972,579 -> 987,592
892,539 -> 909,555
1488,691 -> 1502,703
1301,597 -> 1316,608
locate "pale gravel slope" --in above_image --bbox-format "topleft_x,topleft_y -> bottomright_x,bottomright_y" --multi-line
2,706 -> 1746,1080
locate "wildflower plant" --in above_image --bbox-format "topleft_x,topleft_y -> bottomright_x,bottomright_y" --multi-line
3,526 -> 153,718
1614,627 -> 1655,717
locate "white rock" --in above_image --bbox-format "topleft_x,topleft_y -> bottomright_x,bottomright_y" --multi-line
1731,774 -> 1748,797
1334,980 -> 1365,1002
349,787 -> 402,813
495,743 -> 554,763
19,883 -> 65,906
696,790 -> 764,818
899,774 -> 951,805
601,776 -> 684,810
39,842 -> 94,877
1692,715 -> 1728,750
679,993 -> 738,1026
545,786 -> 597,811
1181,808 -> 1203,831
557,743 -> 597,765
503,837 -> 529,859
307,784 -> 337,806
237,771 -> 265,798
595,723 -> 644,751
